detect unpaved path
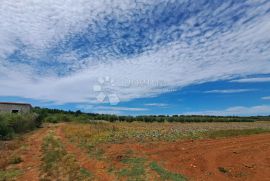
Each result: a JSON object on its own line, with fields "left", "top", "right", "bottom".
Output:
{"left": 105, "top": 133, "right": 270, "bottom": 181}
{"left": 55, "top": 124, "right": 116, "bottom": 181}
{"left": 15, "top": 125, "right": 51, "bottom": 181}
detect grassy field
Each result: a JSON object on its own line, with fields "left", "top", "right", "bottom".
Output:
{"left": 63, "top": 121, "right": 270, "bottom": 144}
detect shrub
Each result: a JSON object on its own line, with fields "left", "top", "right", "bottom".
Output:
{"left": 0, "top": 116, "right": 14, "bottom": 140}
{"left": 44, "top": 114, "right": 73, "bottom": 123}
{"left": 8, "top": 114, "right": 37, "bottom": 133}
{"left": 0, "top": 113, "right": 40, "bottom": 140}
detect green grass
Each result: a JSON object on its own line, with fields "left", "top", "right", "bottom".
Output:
{"left": 205, "top": 128, "right": 270, "bottom": 139}
{"left": 150, "top": 162, "right": 187, "bottom": 181}
{"left": 118, "top": 157, "right": 146, "bottom": 180}
{"left": 0, "top": 169, "right": 22, "bottom": 181}
{"left": 8, "top": 155, "right": 23, "bottom": 164}
{"left": 87, "top": 147, "right": 105, "bottom": 160}
{"left": 41, "top": 133, "right": 66, "bottom": 172}
{"left": 79, "top": 168, "right": 93, "bottom": 177}
{"left": 41, "top": 132, "right": 92, "bottom": 181}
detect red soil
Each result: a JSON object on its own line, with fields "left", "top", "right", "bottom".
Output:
{"left": 104, "top": 133, "right": 270, "bottom": 181}
{"left": 15, "top": 126, "right": 50, "bottom": 181}
{"left": 4, "top": 124, "right": 270, "bottom": 181}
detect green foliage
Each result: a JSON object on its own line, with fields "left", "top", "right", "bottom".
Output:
{"left": 206, "top": 128, "right": 270, "bottom": 139}
{"left": 0, "top": 117, "right": 14, "bottom": 140}
{"left": 9, "top": 155, "right": 23, "bottom": 164}
{"left": 41, "top": 133, "right": 66, "bottom": 172}
{"left": 44, "top": 114, "right": 72, "bottom": 123}
{"left": 0, "top": 113, "right": 39, "bottom": 140}
{"left": 41, "top": 132, "right": 92, "bottom": 181}
{"left": 32, "top": 106, "right": 270, "bottom": 124}
{"left": 150, "top": 162, "right": 187, "bottom": 181}
{"left": 0, "top": 169, "right": 22, "bottom": 181}
{"left": 118, "top": 157, "right": 146, "bottom": 180}
{"left": 79, "top": 168, "right": 92, "bottom": 178}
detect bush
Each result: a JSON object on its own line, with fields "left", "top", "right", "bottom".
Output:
{"left": 0, "top": 113, "right": 40, "bottom": 140}
{"left": 0, "top": 116, "right": 14, "bottom": 140}
{"left": 45, "top": 115, "right": 59, "bottom": 123}
{"left": 44, "top": 114, "right": 72, "bottom": 123}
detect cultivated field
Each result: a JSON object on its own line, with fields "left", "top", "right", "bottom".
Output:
{"left": 1, "top": 121, "right": 270, "bottom": 181}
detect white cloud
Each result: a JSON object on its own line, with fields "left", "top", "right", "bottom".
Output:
{"left": 0, "top": 1, "right": 270, "bottom": 105}
{"left": 0, "top": 0, "right": 138, "bottom": 54}
{"left": 145, "top": 103, "right": 168, "bottom": 107}
{"left": 262, "top": 96, "right": 270, "bottom": 100}
{"left": 76, "top": 104, "right": 147, "bottom": 115}
{"left": 204, "top": 89, "right": 255, "bottom": 94}
{"left": 96, "top": 106, "right": 148, "bottom": 112}
{"left": 185, "top": 105, "right": 270, "bottom": 116}
{"left": 231, "top": 77, "right": 270, "bottom": 83}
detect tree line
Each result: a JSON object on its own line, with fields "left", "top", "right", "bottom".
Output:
{"left": 33, "top": 107, "right": 270, "bottom": 123}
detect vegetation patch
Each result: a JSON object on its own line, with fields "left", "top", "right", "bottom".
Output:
{"left": 150, "top": 162, "right": 187, "bottom": 181}
{"left": 0, "top": 113, "right": 40, "bottom": 140}
{"left": 40, "top": 132, "right": 92, "bottom": 181}
{"left": 117, "top": 157, "right": 146, "bottom": 180}
{"left": 8, "top": 155, "right": 23, "bottom": 164}
{"left": 63, "top": 123, "right": 270, "bottom": 147}
{"left": 0, "top": 169, "right": 22, "bottom": 181}
{"left": 218, "top": 167, "right": 230, "bottom": 174}
{"left": 206, "top": 128, "right": 270, "bottom": 139}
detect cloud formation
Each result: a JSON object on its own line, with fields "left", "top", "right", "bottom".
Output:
{"left": 144, "top": 103, "right": 168, "bottom": 107}
{"left": 231, "top": 77, "right": 270, "bottom": 83}
{"left": 262, "top": 96, "right": 270, "bottom": 100}
{"left": 76, "top": 104, "right": 147, "bottom": 115}
{"left": 0, "top": 0, "right": 270, "bottom": 105}
{"left": 204, "top": 89, "right": 255, "bottom": 94}
{"left": 185, "top": 105, "right": 270, "bottom": 116}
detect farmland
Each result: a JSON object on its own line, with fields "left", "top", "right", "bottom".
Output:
{"left": 1, "top": 121, "right": 270, "bottom": 181}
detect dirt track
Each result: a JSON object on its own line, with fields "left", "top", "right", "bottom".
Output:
{"left": 106, "top": 133, "right": 270, "bottom": 181}
{"left": 15, "top": 126, "right": 50, "bottom": 181}
{"left": 55, "top": 125, "right": 116, "bottom": 181}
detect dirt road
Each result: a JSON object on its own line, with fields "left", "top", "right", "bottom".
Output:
{"left": 55, "top": 125, "right": 116, "bottom": 181}
{"left": 15, "top": 125, "right": 50, "bottom": 181}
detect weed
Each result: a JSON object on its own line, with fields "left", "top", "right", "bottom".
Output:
{"left": 79, "top": 168, "right": 92, "bottom": 177}
{"left": 88, "top": 147, "right": 105, "bottom": 160}
{"left": 9, "top": 155, "right": 23, "bottom": 164}
{"left": 218, "top": 167, "right": 230, "bottom": 174}
{"left": 118, "top": 157, "right": 146, "bottom": 180}
{"left": 206, "top": 128, "right": 270, "bottom": 139}
{"left": 40, "top": 132, "right": 92, "bottom": 181}
{"left": 0, "top": 169, "right": 22, "bottom": 181}
{"left": 150, "top": 162, "right": 187, "bottom": 181}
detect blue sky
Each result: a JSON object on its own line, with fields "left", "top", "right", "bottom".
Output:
{"left": 0, "top": 0, "right": 270, "bottom": 116}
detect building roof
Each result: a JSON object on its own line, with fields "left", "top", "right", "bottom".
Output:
{"left": 0, "top": 102, "right": 32, "bottom": 107}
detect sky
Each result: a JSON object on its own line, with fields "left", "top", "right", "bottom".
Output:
{"left": 0, "top": 0, "right": 270, "bottom": 116}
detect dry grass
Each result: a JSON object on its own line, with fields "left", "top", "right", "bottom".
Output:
{"left": 0, "top": 137, "right": 25, "bottom": 180}
{"left": 63, "top": 121, "right": 270, "bottom": 146}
